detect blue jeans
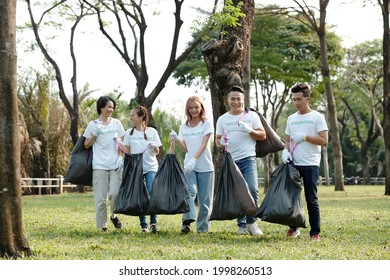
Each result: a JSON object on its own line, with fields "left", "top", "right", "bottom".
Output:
{"left": 139, "top": 171, "right": 157, "bottom": 229}
{"left": 291, "top": 165, "right": 320, "bottom": 236}
{"left": 183, "top": 170, "right": 214, "bottom": 232}
{"left": 235, "top": 156, "right": 258, "bottom": 227}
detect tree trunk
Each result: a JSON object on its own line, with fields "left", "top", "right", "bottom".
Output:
{"left": 243, "top": 45, "right": 251, "bottom": 108}
{"left": 322, "top": 146, "right": 330, "bottom": 186}
{"left": 361, "top": 146, "right": 371, "bottom": 185}
{"left": 0, "top": 0, "right": 31, "bottom": 258}
{"left": 317, "top": 0, "right": 345, "bottom": 191}
{"left": 380, "top": 0, "right": 390, "bottom": 195}
{"left": 202, "top": 0, "right": 255, "bottom": 182}
{"left": 293, "top": 0, "right": 345, "bottom": 190}
{"left": 263, "top": 155, "right": 272, "bottom": 193}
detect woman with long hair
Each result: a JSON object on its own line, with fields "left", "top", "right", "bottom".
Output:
{"left": 123, "top": 106, "right": 162, "bottom": 233}
{"left": 171, "top": 96, "right": 214, "bottom": 233}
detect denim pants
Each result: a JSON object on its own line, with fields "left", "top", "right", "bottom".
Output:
{"left": 139, "top": 171, "right": 157, "bottom": 229}
{"left": 92, "top": 168, "right": 122, "bottom": 228}
{"left": 235, "top": 156, "right": 258, "bottom": 227}
{"left": 292, "top": 165, "right": 320, "bottom": 236}
{"left": 183, "top": 170, "right": 214, "bottom": 232}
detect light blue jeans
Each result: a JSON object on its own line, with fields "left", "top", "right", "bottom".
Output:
{"left": 183, "top": 170, "right": 214, "bottom": 232}
{"left": 139, "top": 171, "right": 157, "bottom": 229}
{"left": 235, "top": 156, "right": 258, "bottom": 228}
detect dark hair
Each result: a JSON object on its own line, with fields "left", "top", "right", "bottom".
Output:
{"left": 227, "top": 85, "right": 244, "bottom": 94}
{"left": 130, "top": 106, "right": 148, "bottom": 140}
{"left": 291, "top": 83, "right": 311, "bottom": 97}
{"left": 97, "top": 96, "right": 116, "bottom": 115}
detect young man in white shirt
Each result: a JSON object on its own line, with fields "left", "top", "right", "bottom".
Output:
{"left": 282, "top": 83, "right": 328, "bottom": 241}
{"left": 215, "top": 86, "right": 266, "bottom": 235}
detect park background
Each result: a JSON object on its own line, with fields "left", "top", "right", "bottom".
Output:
{"left": 3, "top": 0, "right": 389, "bottom": 272}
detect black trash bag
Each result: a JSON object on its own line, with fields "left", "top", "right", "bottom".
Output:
{"left": 64, "top": 136, "right": 93, "bottom": 186}
{"left": 115, "top": 153, "right": 150, "bottom": 216}
{"left": 246, "top": 108, "right": 285, "bottom": 157}
{"left": 257, "top": 163, "right": 306, "bottom": 228}
{"left": 209, "top": 152, "right": 258, "bottom": 221}
{"left": 147, "top": 154, "right": 190, "bottom": 215}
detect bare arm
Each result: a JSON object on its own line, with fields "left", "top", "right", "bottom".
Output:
{"left": 84, "top": 135, "right": 97, "bottom": 149}
{"left": 284, "top": 135, "right": 291, "bottom": 151}
{"left": 215, "top": 134, "right": 223, "bottom": 148}
{"left": 123, "top": 144, "right": 130, "bottom": 154}
{"left": 174, "top": 139, "right": 188, "bottom": 153}
{"left": 150, "top": 147, "right": 160, "bottom": 156}
{"left": 250, "top": 127, "right": 267, "bottom": 141}
{"left": 192, "top": 133, "right": 211, "bottom": 160}
{"left": 307, "top": 130, "right": 328, "bottom": 146}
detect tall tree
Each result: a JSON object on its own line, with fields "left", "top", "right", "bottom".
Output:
{"left": 292, "top": 0, "right": 345, "bottom": 191}
{"left": 251, "top": 5, "right": 322, "bottom": 191}
{"left": 0, "top": 0, "right": 31, "bottom": 258}
{"left": 25, "top": 0, "right": 94, "bottom": 145}
{"left": 378, "top": 0, "right": 390, "bottom": 195}
{"left": 83, "top": 0, "right": 216, "bottom": 128}
{"left": 341, "top": 39, "right": 384, "bottom": 184}
{"left": 202, "top": 0, "right": 255, "bottom": 180}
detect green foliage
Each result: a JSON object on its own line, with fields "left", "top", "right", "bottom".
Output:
{"left": 174, "top": 5, "right": 345, "bottom": 107}
{"left": 174, "top": 0, "right": 247, "bottom": 88}
{"left": 21, "top": 186, "right": 390, "bottom": 259}
{"left": 18, "top": 69, "right": 71, "bottom": 178}
{"left": 173, "top": 53, "right": 210, "bottom": 88}
{"left": 153, "top": 108, "right": 186, "bottom": 163}
{"left": 251, "top": 15, "right": 318, "bottom": 78}
{"left": 214, "top": 0, "right": 246, "bottom": 29}
{"left": 191, "top": 0, "right": 246, "bottom": 40}
{"left": 251, "top": 6, "right": 343, "bottom": 103}
{"left": 332, "top": 39, "right": 384, "bottom": 176}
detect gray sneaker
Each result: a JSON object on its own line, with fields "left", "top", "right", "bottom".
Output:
{"left": 237, "top": 226, "right": 248, "bottom": 235}
{"left": 246, "top": 222, "right": 263, "bottom": 236}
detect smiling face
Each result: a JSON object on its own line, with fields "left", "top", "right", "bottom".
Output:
{"left": 100, "top": 100, "right": 115, "bottom": 118}
{"left": 187, "top": 100, "right": 202, "bottom": 119}
{"left": 227, "top": 90, "right": 244, "bottom": 115}
{"left": 130, "top": 109, "right": 142, "bottom": 127}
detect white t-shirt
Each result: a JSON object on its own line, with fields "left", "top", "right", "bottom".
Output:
{"left": 83, "top": 118, "right": 125, "bottom": 170}
{"left": 179, "top": 119, "right": 214, "bottom": 172}
{"left": 285, "top": 110, "right": 328, "bottom": 166}
{"left": 216, "top": 110, "right": 262, "bottom": 161}
{"left": 123, "top": 127, "right": 162, "bottom": 173}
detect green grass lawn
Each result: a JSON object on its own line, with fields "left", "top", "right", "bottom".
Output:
{"left": 21, "top": 185, "right": 390, "bottom": 260}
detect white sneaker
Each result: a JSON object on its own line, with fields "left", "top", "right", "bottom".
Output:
{"left": 246, "top": 222, "right": 263, "bottom": 236}
{"left": 237, "top": 227, "right": 248, "bottom": 235}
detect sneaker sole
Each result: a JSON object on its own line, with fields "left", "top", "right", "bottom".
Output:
{"left": 287, "top": 233, "right": 300, "bottom": 238}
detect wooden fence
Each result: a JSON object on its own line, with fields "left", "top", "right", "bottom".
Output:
{"left": 21, "top": 175, "right": 78, "bottom": 195}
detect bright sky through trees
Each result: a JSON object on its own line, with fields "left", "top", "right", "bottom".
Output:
{"left": 16, "top": 0, "right": 382, "bottom": 119}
